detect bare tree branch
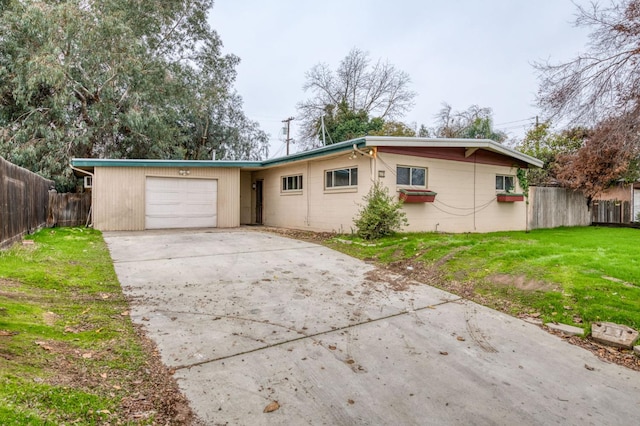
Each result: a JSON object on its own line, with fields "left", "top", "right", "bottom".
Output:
{"left": 297, "top": 47, "right": 416, "bottom": 148}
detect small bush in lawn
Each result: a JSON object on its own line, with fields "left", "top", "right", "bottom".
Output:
{"left": 354, "top": 181, "right": 407, "bottom": 240}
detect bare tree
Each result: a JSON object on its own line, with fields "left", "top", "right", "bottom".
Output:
{"left": 535, "top": 0, "right": 640, "bottom": 198}
{"left": 297, "top": 48, "right": 416, "bottom": 148}
{"left": 536, "top": 1, "right": 640, "bottom": 124}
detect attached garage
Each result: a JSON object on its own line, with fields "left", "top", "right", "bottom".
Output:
{"left": 145, "top": 177, "right": 217, "bottom": 229}
{"left": 69, "top": 159, "right": 251, "bottom": 231}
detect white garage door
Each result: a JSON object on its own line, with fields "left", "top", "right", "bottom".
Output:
{"left": 145, "top": 177, "right": 217, "bottom": 229}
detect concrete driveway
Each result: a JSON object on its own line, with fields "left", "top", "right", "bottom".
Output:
{"left": 104, "top": 229, "right": 639, "bottom": 425}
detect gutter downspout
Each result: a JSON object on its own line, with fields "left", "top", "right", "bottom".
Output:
{"left": 70, "top": 165, "right": 94, "bottom": 227}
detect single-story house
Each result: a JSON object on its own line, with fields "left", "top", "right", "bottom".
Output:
{"left": 71, "top": 136, "right": 543, "bottom": 234}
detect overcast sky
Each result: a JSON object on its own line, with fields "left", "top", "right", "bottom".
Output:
{"left": 208, "top": 0, "right": 593, "bottom": 158}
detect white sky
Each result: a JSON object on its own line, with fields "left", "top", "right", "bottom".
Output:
{"left": 208, "top": 0, "right": 592, "bottom": 158}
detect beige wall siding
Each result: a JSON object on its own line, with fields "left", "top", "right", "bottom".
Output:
{"left": 253, "top": 154, "right": 374, "bottom": 232}
{"left": 93, "top": 167, "right": 240, "bottom": 231}
{"left": 376, "top": 152, "right": 527, "bottom": 233}
{"left": 239, "top": 171, "right": 252, "bottom": 224}
{"left": 596, "top": 183, "right": 632, "bottom": 202}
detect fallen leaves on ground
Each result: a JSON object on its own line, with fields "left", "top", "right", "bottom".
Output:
{"left": 263, "top": 401, "right": 280, "bottom": 413}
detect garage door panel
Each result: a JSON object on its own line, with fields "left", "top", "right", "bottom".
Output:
{"left": 145, "top": 177, "right": 217, "bottom": 229}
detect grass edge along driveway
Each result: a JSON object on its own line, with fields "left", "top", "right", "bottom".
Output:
{"left": 0, "top": 228, "right": 194, "bottom": 425}
{"left": 326, "top": 226, "right": 640, "bottom": 333}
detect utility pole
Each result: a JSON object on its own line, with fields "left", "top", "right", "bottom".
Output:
{"left": 282, "top": 117, "right": 295, "bottom": 155}
{"left": 321, "top": 115, "right": 327, "bottom": 146}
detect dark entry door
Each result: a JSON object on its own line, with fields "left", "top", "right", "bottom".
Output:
{"left": 255, "top": 180, "right": 263, "bottom": 225}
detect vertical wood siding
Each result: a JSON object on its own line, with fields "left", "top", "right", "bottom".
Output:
{"left": 93, "top": 167, "right": 239, "bottom": 231}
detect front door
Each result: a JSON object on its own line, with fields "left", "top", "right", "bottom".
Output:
{"left": 255, "top": 180, "right": 263, "bottom": 225}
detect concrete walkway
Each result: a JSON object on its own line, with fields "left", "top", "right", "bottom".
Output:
{"left": 104, "top": 229, "right": 639, "bottom": 425}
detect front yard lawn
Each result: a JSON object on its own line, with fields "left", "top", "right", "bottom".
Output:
{"left": 328, "top": 226, "right": 640, "bottom": 332}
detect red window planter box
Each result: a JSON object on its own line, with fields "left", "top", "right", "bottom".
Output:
{"left": 497, "top": 193, "right": 524, "bottom": 202}
{"left": 398, "top": 189, "right": 437, "bottom": 203}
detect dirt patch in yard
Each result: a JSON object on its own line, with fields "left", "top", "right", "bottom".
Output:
{"left": 489, "top": 274, "right": 557, "bottom": 292}
{"left": 257, "top": 226, "right": 336, "bottom": 243}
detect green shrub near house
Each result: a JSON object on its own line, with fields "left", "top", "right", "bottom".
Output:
{"left": 354, "top": 181, "right": 407, "bottom": 240}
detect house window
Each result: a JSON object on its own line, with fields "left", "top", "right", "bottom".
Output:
{"left": 496, "top": 175, "right": 515, "bottom": 192}
{"left": 397, "top": 166, "right": 427, "bottom": 187}
{"left": 282, "top": 174, "right": 303, "bottom": 192}
{"left": 325, "top": 167, "right": 358, "bottom": 188}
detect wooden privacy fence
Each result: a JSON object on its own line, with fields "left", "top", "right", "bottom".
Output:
{"left": 0, "top": 156, "right": 54, "bottom": 248}
{"left": 591, "top": 200, "right": 631, "bottom": 224}
{"left": 47, "top": 192, "right": 92, "bottom": 227}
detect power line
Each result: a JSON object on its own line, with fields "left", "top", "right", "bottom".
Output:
{"left": 494, "top": 117, "right": 537, "bottom": 127}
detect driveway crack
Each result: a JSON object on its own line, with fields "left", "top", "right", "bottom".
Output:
{"left": 168, "top": 296, "right": 462, "bottom": 371}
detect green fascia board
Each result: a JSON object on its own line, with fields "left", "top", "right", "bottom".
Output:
{"left": 71, "top": 138, "right": 367, "bottom": 170}
{"left": 71, "top": 158, "right": 262, "bottom": 168}
{"left": 262, "top": 137, "right": 367, "bottom": 167}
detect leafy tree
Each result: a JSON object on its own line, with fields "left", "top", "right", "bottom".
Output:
{"left": 535, "top": 0, "right": 640, "bottom": 198}
{"left": 432, "top": 104, "right": 506, "bottom": 142}
{"left": 318, "top": 101, "right": 384, "bottom": 144}
{"left": 297, "top": 48, "right": 416, "bottom": 148}
{"left": 369, "top": 121, "right": 416, "bottom": 137}
{"left": 516, "top": 123, "right": 585, "bottom": 186}
{"left": 354, "top": 181, "right": 407, "bottom": 240}
{"left": 0, "top": 0, "right": 268, "bottom": 190}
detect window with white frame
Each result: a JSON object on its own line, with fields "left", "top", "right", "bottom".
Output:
{"left": 282, "top": 174, "right": 303, "bottom": 192}
{"left": 396, "top": 166, "right": 427, "bottom": 187}
{"left": 325, "top": 167, "right": 358, "bottom": 189}
{"left": 495, "top": 175, "right": 515, "bottom": 192}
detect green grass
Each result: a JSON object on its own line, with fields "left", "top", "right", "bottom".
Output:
{"left": 0, "top": 228, "right": 155, "bottom": 425}
{"left": 328, "top": 227, "right": 640, "bottom": 331}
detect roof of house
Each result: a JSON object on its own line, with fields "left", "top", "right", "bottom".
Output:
{"left": 71, "top": 136, "right": 543, "bottom": 173}
{"left": 363, "top": 136, "right": 543, "bottom": 168}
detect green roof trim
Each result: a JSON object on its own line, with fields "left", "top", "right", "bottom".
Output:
{"left": 261, "top": 137, "right": 366, "bottom": 167}
{"left": 71, "top": 138, "right": 368, "bottom": 170}
{"left": 71, "top": 158, "right": 262, "bottom": 168}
